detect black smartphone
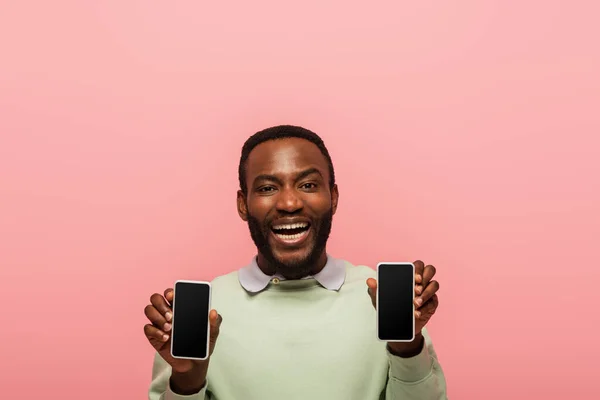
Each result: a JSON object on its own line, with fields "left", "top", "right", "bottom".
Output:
{"left": 377, "top": 262, "right": 415, "bottom": 342}
{"left": 170, "top": 280, "right": 211, "bottom": 360}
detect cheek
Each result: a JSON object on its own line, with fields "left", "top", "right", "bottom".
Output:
{"left": 306, "top": 196, "right": 333, "bottom": 214}
{"left": 248, "top": 198, "right": 275, "bottom": 220}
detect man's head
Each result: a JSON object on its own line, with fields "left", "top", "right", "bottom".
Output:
{"left": 237, "top": 125, "right": 339, "bottom": 279}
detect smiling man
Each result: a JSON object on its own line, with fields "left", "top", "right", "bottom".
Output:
{"left": 241, "top": 136, "right": 336, "bottom": 281}
{"left": 145, "top": 125, "right": 447, "bottom": 400}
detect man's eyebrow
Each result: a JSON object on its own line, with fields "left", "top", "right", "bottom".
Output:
{"left": 252, "top": 168, "right": 324, "bottom": 186}
{"left": 252, "top": 174, "right": 283, "bottom": 186}
{"left": 296, "top": 167, "right": 323, "bottom": 181}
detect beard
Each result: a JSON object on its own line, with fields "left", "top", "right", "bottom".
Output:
{"left": 246, "top": 208, "right": 333, "bottom": 280}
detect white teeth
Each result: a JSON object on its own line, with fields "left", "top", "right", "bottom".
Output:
{"left": 275, "top": 231, "right": 308, "bottom": 241}
{"left": 272, "top": 222, "right": 309, "bottom": 230}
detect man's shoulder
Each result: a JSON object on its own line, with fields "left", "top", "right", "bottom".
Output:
{"left": 338, "top": 258, "right": 377, "bottom": 280}
{"left": 210, "top": 269, "right": 241, "bottom": 289}
{"left": 208, "top": 269, "right": 248, "bottom": 306}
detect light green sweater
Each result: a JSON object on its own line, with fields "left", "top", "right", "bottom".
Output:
{"left": 149, "top": 261, "right": 447, "bottom": 399}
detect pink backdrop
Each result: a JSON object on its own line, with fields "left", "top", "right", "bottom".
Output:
{"left": 1, "top": 1, "right": 599, "bottom": 399}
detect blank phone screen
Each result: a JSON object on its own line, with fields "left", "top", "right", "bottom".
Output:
{"left": 377, "top": 263, "right": 414, "bottom": 341}
{"left": 171, "top": 282, "right": 210, "bottom": 359}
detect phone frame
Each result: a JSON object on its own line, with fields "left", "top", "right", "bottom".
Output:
{"left": 170, "top": 279, "right": 212, "bottom": 361}
{"left": 376, "top": 262, "right": 415, "bottom": 342}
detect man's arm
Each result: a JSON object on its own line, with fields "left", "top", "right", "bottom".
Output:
{"left": 384, "top": 328, "right": 447, "bottom": 400}
{"left": 148, "top": 352, "right": 210, "bottom": 400}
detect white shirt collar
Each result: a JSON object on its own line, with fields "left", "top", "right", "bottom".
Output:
{"left": 238, "top": 254, "right": 346, "bottom": 293}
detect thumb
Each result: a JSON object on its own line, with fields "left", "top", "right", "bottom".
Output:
{"left": 208, "top": 310, "right": 222, "bottom": 351}
{"left": 366, "top": 278, "right": 377, "bottom": 309}
{"left": 209, "top": 309, "right": 222, "bottom": 333}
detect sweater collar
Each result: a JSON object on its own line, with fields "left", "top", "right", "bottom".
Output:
{"left": 238, "top": 254, "right": 346, "bottom": 293}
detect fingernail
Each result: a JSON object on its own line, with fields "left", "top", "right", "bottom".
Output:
{"left": 416, "top": 286, "right": 422, "bottom": 294}
{"left": 415, "top": 298, "right": 423, "bottom": 306}
{"left": 416, "top": 311, "right": 421, "bottom": 318}
{"left": 162, "top": 334, "right": 169, "bottom": 341}
{"left": 163, "top": 323, "right": 171, "bottom": 332}
{"left": 165, "top": 312, "right": 172, "bottom": 322}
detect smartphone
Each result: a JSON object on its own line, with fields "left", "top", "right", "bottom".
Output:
{"left": 376, "top": 262, "right": 415, "bottom": 342}
{"left": 170, "top": 280, "right": 211, "bottom": 360}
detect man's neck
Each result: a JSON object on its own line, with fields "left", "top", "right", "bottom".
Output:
{"left": 256, "top": 251, "right": 328, "bottom": 280}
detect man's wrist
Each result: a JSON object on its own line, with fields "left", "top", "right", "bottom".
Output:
{"left": 170, "top": 363, "right": 209, "bottom": 395}
{"left": 387, "top": 332, "right": 424, "bottom": 358}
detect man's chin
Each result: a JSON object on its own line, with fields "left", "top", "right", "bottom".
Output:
{"left": 272, "top": 252, "right": 311, "bottom": 269}
{"left": 268, "top": 236, "right": 312, "bottom": 261}
{"left": 270, "top": 250, "right": 315, "bottom": 278}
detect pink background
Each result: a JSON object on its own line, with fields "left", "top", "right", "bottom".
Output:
{"left": 1, "top": 1, "right": 599, "bottom": 398}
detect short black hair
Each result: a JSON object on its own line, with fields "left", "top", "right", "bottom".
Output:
{"left": 238, "top": 125, "right": 336, "bottom": 194}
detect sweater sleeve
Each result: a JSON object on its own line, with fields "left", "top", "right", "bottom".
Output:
{"left": 148, "top": 353, "right": 209, "bottom": 400}
{"left": 384, "top": 327, "right": 447, "bottom": 400}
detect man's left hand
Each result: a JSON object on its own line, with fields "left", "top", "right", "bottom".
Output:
{"left": 367, "top": 260, "right": 440, "bottom": 356}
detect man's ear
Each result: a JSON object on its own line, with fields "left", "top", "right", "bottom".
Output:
{"left": 237, "top": 190, "right": 248, "bottom": 221}
{"left": 331, "top": 184, "right": 339, "bottom": 215}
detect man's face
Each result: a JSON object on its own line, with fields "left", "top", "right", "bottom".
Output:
{"left": 237, "top": 138, "right": 338, "bottom": 279}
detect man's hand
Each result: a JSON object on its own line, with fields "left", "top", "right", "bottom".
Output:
{"left": 367, "top": 260, "right": 440, "bottom": 356}
{"left": 144, "top": 288, "right": 223, "bottom": 394}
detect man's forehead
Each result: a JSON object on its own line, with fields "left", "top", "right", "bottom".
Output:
{"left": 246, "top": 138, "right": 328, "bottom": 175}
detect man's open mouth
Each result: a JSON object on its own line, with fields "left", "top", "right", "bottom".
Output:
{"left": 271, "top": 222, "right": 311, "bottom": 243}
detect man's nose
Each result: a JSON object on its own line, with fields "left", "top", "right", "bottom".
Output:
{"left": 276, "top": 187, "right": 303, "bottom": 213}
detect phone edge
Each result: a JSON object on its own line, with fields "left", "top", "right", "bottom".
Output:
{"left": 170, "top": 280, "right": 212, "bottom": 361}
{"left": 376, "top": 262, "right": 415, "bottom": 343}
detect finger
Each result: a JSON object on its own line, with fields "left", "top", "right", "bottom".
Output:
{"left": 144, "top": 304, "right": 171, "bottom": 332}
{"left": 366, "top": 278, "right": 377, "bottom": 308}
{"left": 209, "top": 309, "right": 223, "bottom": 341}
{"left": 144, "top": 323, "right": 170, "bottom": 342}
{"left": 209, "top": 309, "right": 220, "bottom": 326}
{"left": 164, "top": 288, "right": 174, "bottom": 305}
{"left": 415, "top": 280, "right": 439, "bottom": 308}
{"left": 422, "top": 264, "right": 437, "bottom": 288}
{"left": 151, "top": 293, "right": 173, "bottom": 322}
{"left": 415, "top": 284, "right": 423, "bottom": 295}
{"left": 414, "top": 260, "right": 425, "bottom": 284}
{"left": 415, "top": 294, "right": 439, "bottom": 318}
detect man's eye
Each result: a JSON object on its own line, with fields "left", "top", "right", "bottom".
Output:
{"left": 301, "top": 183, "right": 317, "bottom": 189}
{"left": 258, "top": 186, "right": 275, "bottom": 192}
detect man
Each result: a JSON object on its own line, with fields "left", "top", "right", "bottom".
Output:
{"left": 145, "top": 125, "right": 447, "bottom": 399}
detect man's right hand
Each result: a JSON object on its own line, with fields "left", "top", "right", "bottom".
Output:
{"left": 144, "top": 288, "right": 222, "bottom": 393}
